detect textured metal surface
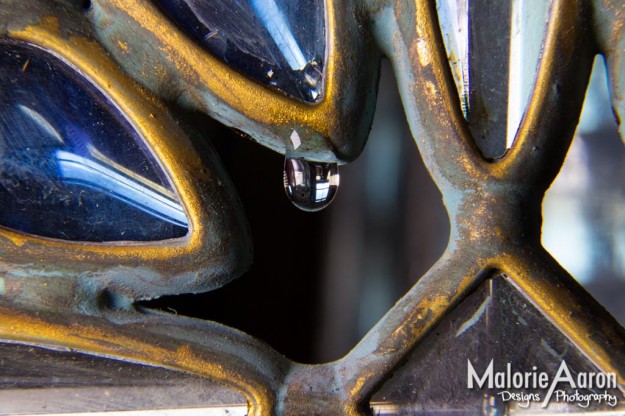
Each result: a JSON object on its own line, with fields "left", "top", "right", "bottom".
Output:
{"left": 88, "top": 0, "right": 380, "bottom": 163}
{"left": 0, "top": 301, "right": 286, "bottom": 416}
{"left": 0, "top": 0, "right": 252, "bottom": 300}
{"left": 372, "top": 275, "right": 625, "bottom": 413}
{"left": 1, "top": 0, "right": 625, "bottom": 415}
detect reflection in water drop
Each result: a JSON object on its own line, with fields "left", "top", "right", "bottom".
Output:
{"left": 283, "top": 158, "right": 339, "bottom": 211}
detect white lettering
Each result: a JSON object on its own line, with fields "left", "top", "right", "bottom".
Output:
{"left": 467, "top": 359, "right": 493, "bottom": 388}
{"left": 543, "top": 361, "right": 576, "bottom": 407}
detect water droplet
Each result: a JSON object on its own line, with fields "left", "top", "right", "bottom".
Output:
{"left": 283, "top": 157, "right": 339, "bottom": 212}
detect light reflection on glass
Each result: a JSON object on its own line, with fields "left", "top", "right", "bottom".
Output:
{"left": 506, "top": 0, "right": 551, "bottom": 148}
{"left": 152, "top": 0, "right": 325, "bottom": 102}
{"left": 55, "top": 149, "right": 188, "bottom": 228}
{"left": 250, "top": 0, "right": 307, "bottom": 71}
{"left": 0, "top": 42, "right": 189, "bottom": 242}
{"left": 436, "top": 0, "right": 469, "bottom": 116}
{"left": 0, "top": 343, "right": 247, "bottom": 414}
{"left": 436, "top": 0, "right": 551, "bottom": 156}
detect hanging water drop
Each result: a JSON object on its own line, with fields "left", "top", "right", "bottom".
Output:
{"left": 283, "top": 157, "right": 339, "bottom": 211}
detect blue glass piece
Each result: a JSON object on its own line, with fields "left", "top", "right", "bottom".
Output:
{"left": 153, "top": 0, "right": 326, "bottom": 103}
{"left": 0, "top": 42, "right": 189, "bottom": 242}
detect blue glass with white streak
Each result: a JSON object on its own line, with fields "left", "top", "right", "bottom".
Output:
{"left": 152, "top": 0, "right": 326, "bottom": 103}
{"left": 0, "top": 42, "right": 189, "bottom": 242}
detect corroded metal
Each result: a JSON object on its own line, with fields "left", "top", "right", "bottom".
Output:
{"left": 1, "top": 0, "right": 625, "bottom": 415}
{"left": 88, "top": 0, "right": 381, "bottom": 163}
{"left": 0, "top": 0, "right": 252, "bottom": 300}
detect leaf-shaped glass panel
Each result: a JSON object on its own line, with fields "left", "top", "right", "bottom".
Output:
{"left": 0, "top": 42, "right": 189, "bottom": 242}
{"left": 436, "top": 0, "right": 551, "bottom": 158}
{"left": 153, "top": 0, "right": 326, "bottom": 103}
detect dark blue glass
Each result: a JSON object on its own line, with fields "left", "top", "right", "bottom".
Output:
{"left": 0, "top": 42, "right": 189, "bottom": 242}
{"left": 153, "top": 0, "right": 326, "bottom": 103}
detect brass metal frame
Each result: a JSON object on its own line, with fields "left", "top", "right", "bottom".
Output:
{"left": 1, "top": 0, "right": 625, "bottom": 415}
{"left": 0, "top": 1, "right": 251, "bottom": 299}
{"left": 88, "top": 0, "right": 381, "bottom": 163}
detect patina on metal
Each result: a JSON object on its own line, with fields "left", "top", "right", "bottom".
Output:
{"left": 0, "top": 0, "right": 252, "bottom": 302}
{"left": 1, "top": 0, "right": 625, "bottom": 415}
{"left": 89, "top": 0, "right": 381, "bottom": 163}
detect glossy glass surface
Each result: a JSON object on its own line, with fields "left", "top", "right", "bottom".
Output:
{"left": 0, "top": 42, "right": 188, "bottom": 242}
{"left": 371, "top": 275, "right": 624, "bottom": 414}
{"left": 153, "top": 0, "right": 326, "bottom": 103}
{"left": 436, "top": 0, "right": 551, "bottom": 158}
{"left": 0, "top": 342, "right": 246, "bottom": 414}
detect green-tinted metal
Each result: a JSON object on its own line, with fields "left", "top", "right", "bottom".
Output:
{"left": 1, "top": 0, "right": 625, "bottom": 415}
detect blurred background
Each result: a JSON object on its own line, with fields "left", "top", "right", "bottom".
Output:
{"left": 144, "top": 56, "right": 625, "bottom": 364}
{"left": 542, "top": 56, "right": 625, "bottom": 331}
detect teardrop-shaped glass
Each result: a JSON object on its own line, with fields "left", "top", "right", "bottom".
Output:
{"left": 0, "top": 42, "right": 189, "bottom": 242}
{"left": 436, "top": 0, "right": 470, "bottom": 116}
{"left": 436, "top": 0, "right": 551, "bottom": 158}
{"left": 152, "top": 0, "right": 326, "bottom": 103}
{"left": 283, "top": 158, "right": 338, "bottom": 211}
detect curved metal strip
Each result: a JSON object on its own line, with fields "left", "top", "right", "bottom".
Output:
{"left": 498, "top": 0, "right": 596, "bottom": 187}
{"left": 0, "top": 0, "right": 252, "bottom": 298}
{"left": 0, "top": 303, "right": 291, "bottom": 416}
{"left": 88, "top": 0, "right": 381, "bottom": 163}
{"left": 278, "top": 249, "right": 490, "bottom": 414}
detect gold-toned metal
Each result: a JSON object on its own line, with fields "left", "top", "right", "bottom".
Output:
{"left": 88, "top": 0, "right": 381, "bottom": 163}
{"left": 0, "top": 2, "right": 251, "bottom": 299}
{"left": 2, "top": 0, "right": 625, "bottom": 415}
{"left": 0, "top": 302, "right": 284, "bottom": 416}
